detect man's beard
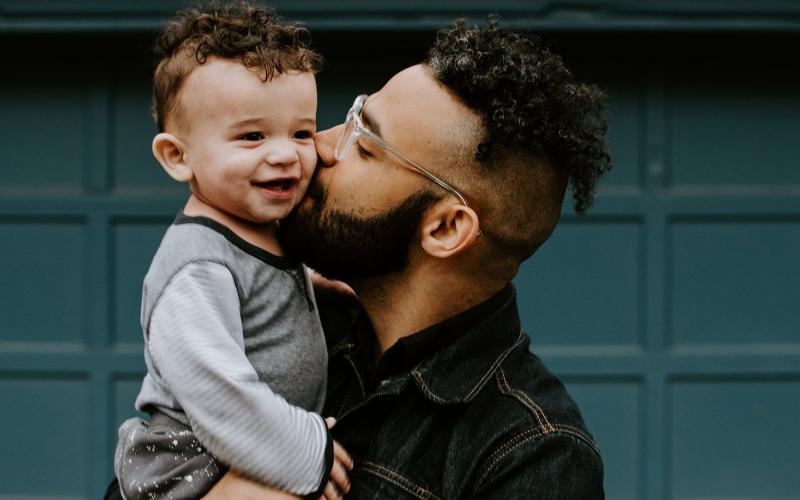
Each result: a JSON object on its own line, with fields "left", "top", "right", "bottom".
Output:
{"left": 278, "top": 180, "right": 439, "bottom": 282}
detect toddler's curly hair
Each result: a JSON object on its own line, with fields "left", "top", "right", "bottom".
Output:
{"left": 152, "top": 1, "right": 322, "bottom": 131}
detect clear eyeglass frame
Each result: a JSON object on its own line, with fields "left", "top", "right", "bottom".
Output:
{"left": 334, "top": 94, "right": 472, "bottom": 208}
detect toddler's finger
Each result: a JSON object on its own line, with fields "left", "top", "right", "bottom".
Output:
{"left": 334, "top": 441, "right": 353, "bottom": 470}
{"left": 330, "top": 459, "right": 350, "bottom": 494}
{"left": 323, "top": 481, "right": 341, "bottom": 500}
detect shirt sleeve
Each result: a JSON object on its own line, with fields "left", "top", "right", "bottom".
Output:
{"left": 146, "top": 261, "right": 329, "bottom": 495}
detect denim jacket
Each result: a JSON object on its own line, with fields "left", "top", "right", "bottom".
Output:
{"left": 322, "top": 286, "right": 604, "bottom": 499}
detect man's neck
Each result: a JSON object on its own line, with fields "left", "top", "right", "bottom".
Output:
{"left": 354, "top": 266, "right": 507, "bottom": 356}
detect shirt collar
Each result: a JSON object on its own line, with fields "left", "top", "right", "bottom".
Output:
{"left": 331, "top": 284, "right": 524, "bottom": 403}
{"left": 377, "top": 284, "right": 515, "bottom": 378}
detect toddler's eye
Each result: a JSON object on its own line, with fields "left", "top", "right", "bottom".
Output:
{"left": 293, "top": 130, "right": 314, "bottom": 140}
{"left": 239, "top": 132, "right": 264, "bottom": 141}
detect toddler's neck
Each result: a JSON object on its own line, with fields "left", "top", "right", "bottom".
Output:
{"left": 183, "top": 195, "right": 283, "bottom": 256}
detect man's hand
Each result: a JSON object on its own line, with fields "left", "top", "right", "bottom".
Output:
{"left": 322, "top": 417, "right": 354, "bottom": 500}
{"left": 308, "top": 269, "right": 357, "bottom": 300}
{"left": 202, "top": 471, "right": 298, "bottom": 499}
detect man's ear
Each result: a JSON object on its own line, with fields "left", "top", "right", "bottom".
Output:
{"left": 152, "top": 132, "right": 193, "bottom": 182}
{"left": 420, "top": 202, "right": 480, "bottom": 258}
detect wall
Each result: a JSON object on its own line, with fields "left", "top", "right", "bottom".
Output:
{"left": 1, "top": 2, "right": 799, "bottom": 499}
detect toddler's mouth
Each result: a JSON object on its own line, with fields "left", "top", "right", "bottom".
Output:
{"left": 252, "top": 178, "right": 299, "bottom": 200}
{"left": 254, "top": 179, "right": 296, "bottom": 192}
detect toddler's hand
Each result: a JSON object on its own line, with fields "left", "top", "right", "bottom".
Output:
{"left": 320, "top": 417, "right": 353, "bottom": 500}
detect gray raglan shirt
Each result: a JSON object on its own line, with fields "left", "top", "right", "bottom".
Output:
{"left": 133, "top": 213, "right": 328, "bottom": 494}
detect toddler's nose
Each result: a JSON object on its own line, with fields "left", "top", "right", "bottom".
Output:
{"left": 264, "top": 140, "right": 299, "bottom": 167}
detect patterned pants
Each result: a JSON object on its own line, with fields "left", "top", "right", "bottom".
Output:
{"left": 114, "top": 412, "right": 225, "bottom": 499}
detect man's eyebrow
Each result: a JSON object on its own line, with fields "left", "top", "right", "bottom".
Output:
{"left": 360, "top": 106, "right": 382, "bottom": 138}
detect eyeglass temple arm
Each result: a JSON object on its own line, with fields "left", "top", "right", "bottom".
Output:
{"left": 357, "top": 127, "right": 470, "bottom": 207}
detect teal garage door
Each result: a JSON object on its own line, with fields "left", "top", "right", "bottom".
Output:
{"left": 1, "top": 3, "right": 799, "bottom": 499}
{"left": 515, "top": 34, "right": 800, "bottom": 500}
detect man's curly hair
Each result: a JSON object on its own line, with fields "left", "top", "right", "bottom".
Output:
{"left": 151, "top": 1, "right": 322, "bottom": 131}
{"left": 427, "top": 19, "right": 610, "bottom": 213}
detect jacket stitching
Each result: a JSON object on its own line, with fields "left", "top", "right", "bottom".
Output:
{"left": 496, "top": 367, "right": 555, "bottom": 433}
{"left": 495, "top": 366, "right": 599, "bottom": 454}
{"left": 412, "top": 370, "right": 448, "bottom": 403}
{"left": 475, "top": 423, "right": 602, "bottom": 488}
{"left": 360, "top": 461, "right": 443, "bottom": 500}
{"left": 475, "top": 426, "right": 547, "bottom": 487}
{"left": 552, "top": 424, "right": 601, "bottom": 456}
{"left": 464, "top": 331, "right": 524, "bottom": 401}
{"left": 413, "top": 331, "right": 525, "bottom": 403}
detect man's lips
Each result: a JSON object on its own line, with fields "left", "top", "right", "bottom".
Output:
{"left": 306, "top": 178, "right": 324, "bottom": 201}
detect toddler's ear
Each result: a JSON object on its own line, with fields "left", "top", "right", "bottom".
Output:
{"left": 152, "top": 133, "right": 193, "bottom": 182}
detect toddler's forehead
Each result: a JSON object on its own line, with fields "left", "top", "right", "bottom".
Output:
{"left": 170, "top": 62, "right": 316, "bottom": 133}
{"left": 167, "top": 58, "right": 252, "bottom": 129}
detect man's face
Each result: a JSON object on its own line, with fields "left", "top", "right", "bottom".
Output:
{"left": 176, "top": 58, "right": 318, "bottom": 223}
{"left": 279, "top": 64, "right": 477, "bottom": 281}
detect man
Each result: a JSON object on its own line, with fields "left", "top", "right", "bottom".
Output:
{"left": 106, "top": 18, "right": 610, "bottom": 500}
{"left": 209, "top": 19, "right": 611, "bottom": 499}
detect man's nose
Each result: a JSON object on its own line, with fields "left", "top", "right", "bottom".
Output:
{"left": 264, "top": 139, "right": 299, "bottom": 167}
{"left": 314, "top": 125, "right": 342, "bottom": 168}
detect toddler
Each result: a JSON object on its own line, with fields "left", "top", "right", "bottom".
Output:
{"left": 114, "top": 2, "right": 341, "bottom": 498}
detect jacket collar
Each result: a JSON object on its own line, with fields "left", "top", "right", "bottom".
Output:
{"left": 328, "top": 285, "right": 525, "bottom": 405}
{"left": 409, "top": 285, "right": 524, "bottom": 404}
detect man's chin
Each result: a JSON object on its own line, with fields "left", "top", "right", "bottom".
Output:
{"left": 280, "top": 190, "right": 440, "bottom": 283}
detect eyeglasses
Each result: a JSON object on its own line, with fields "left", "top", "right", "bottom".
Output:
{"left": 335, "top": 94, "right": 471, "bottom": 208}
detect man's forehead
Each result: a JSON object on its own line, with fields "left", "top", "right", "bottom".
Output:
{"left": 365, "top": 65, "right": 442, "bottom": 117}
{"left": 363, "top": 64, "right": 481, "bottom": 153}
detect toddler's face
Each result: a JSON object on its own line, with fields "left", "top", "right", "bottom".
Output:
{"left": 175, "top": 58, "right": 318, "bottom": 224}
